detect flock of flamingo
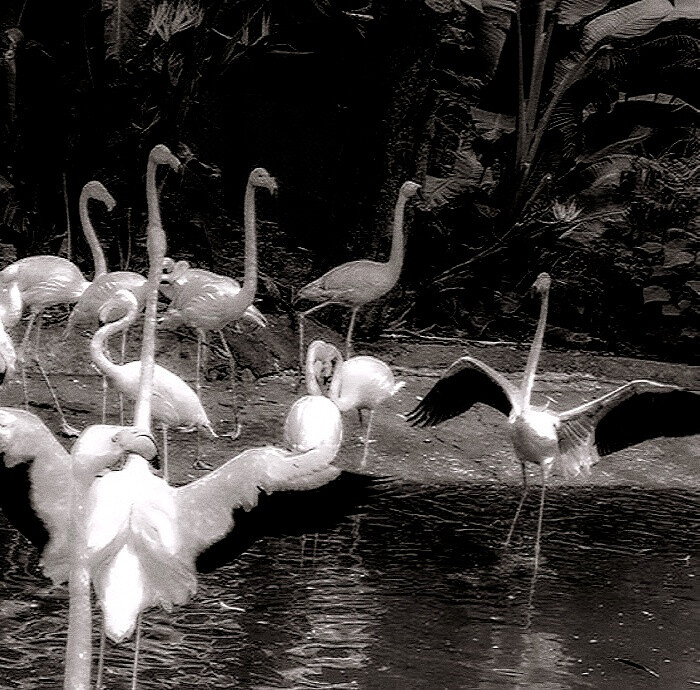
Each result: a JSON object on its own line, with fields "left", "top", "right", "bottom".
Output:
{"left": 0, "top": 144, "right": 697, "bottom": 688}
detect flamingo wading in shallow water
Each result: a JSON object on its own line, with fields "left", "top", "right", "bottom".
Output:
{"left": 407, "top": 273, "right": 700, "bottom": 585}
{"left": 295, "top": 180, "right": 421, "bottom": 364}
{"left": 70, "top": 151, "right": 342, "bottom": 681}
{"left": 159, "top": 167, "right": 277, "bottom": 436}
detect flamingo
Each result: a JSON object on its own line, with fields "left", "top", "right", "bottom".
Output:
{"left": 0, "top": 320, "right": 16, "bottom": 385}
{"left": 159, "top": 167, "right": 277, "bottom": 437}
{"left": 0, "top": 180, "right": 121, "bottom": 436}
{"left": 305, "top": 339, "right": 404, "bottom": 467}
{"left": 65, "top": 181, "right": 149, "bottom": 334}
{"left": 295, "top": 180, "right": 421, "bottom": 364}
{"left": 63, "top": 151, "right": 344, "bottom": 685}
{"left": 407, "top": 272, "right": 700, "bottom": 589}
{"left": 91, "top": 288, "right": 215, "bottom": 482}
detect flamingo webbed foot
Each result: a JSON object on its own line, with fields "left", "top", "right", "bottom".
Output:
{"left": 219, "top": 421, "right": 242, "bottom": 440}
{"left": 192, "top": 459, "right": 213, "bottom": 471}
{"left": 61, "top": 421, "right": 81, "bottom": 438}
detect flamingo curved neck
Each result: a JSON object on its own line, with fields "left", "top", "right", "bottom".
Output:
{"left": 91, "top": 310, "right": 135, "bottom": 379}
{"left": 386, "top": 192, "right": 409, "bottom": 285}
{"left": 305, "top": 344, "right": 324, "bottom": 396}
{"left": 237, "top": 181, "right": 258, "bottom": 307}
{"left": 79, "top": 190, "right": 108, "bottom": 278}
{"left": 520, "top": 286, "right": 550, "bottom": 409}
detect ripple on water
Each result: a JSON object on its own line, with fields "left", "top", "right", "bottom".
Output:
{"left": 0, "top": 481, "right": 697, "bottom": 688}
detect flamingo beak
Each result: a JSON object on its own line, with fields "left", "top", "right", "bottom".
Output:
{"left": 112, "top": 428, "right": 159, "bottom": 468}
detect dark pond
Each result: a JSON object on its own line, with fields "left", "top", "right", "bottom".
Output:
{"left": 0, "top": 474, "right": 698, "bottom": 689}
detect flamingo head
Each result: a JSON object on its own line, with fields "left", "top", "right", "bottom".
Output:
{"left": 71, "top": 424, "right": 159, "bottom": 479}
{"left": 98, "top": 288, "right": 139, "bottom": 325}
{"left": 0, "top": 408, "right": 60, "bottom": 467}
{"left": 162, "top": 259, "right": 190, "bottom": 284}
{"left": 149, "top": 144, "right": 182, "bottom": 173}
{"left": 532, "top": 272, "right": 551, "bottom": 296}
{"left": 0, "top": 263, "right": 19, "bottom": 283}
{"left": 82, "top": 180, "right": 116, "bottom": 212}
{"left": 306, "top": 340, "right": 343, "bottom": 395}
{"left": 400, "top": 181, "right": 421, "bottom": 199}
{"left": 249, "top": 167, "right": 278, "bottom": 196}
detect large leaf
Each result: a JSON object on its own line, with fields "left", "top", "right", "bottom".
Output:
{"left": 103, "top": 0, "right": 154, "bottom": 62}
{"left": 471, "top": 107, "right": 515, "bottom": 139}
{"left": 423, "top": 145, "right": 485, "bottom": 209}
{"left": 581, "top": 0, "right": 673, "bottom": 53}
{"left": 475, "top": 2, "right": 514, "bottom": 78}
{"left": 558, "top": 0, "right": 613, "bottom": 27}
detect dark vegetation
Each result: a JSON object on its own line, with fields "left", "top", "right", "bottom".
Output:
{"left": 0, "top": 0, "right": 698, "bottom": 361}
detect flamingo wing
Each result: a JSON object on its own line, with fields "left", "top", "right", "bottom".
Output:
{"left": 0, "top": 408, "right": 72, "bottom": 581}
{"left": 175, "top": 445, "right": 341, "bottom": 562}
{"left": 558, "top": 380, "right": 700, "bottom": 458}
{"left": 406, "top": 356, "right": 517, "bottom": 427}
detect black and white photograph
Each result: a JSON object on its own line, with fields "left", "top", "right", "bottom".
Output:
{"left": 0, "top": 0, "right": 698, "bottom": 687}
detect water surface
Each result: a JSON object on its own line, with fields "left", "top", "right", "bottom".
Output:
{"left": 0, "top": 477, "right": 697, "bottom": 689}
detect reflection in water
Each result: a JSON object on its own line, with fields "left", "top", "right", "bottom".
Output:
{"left": 0, "top": 480, "right": 698, "bottom": 688}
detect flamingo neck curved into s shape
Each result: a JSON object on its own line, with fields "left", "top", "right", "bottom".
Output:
{"left": 91, "top": 306, "right": 136, "bottom": 381}
{"left": 305, "top": 341, "right": 324, "bottom": 396}
{"left": 79, "top": 187, "right": 108, "bottom": 279}
{"left": 520, "top": 283, "right": 550, "bottom": 409}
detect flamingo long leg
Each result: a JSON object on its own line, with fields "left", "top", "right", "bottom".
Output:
{"left": 360, "top": 409, "right": 374, "bottom": 468}
{"left": 162, "top": 424, "right": 169, "bottom": 483}
{"left": 95, "top": 623, "right": 106, "bottom": 689}
{"left": 218, "top": 330, "right": 241, "bottom": 440}
{"left": 504, "top": 463, "right": 529, "bottom": 549}
{"left": 527, "top": 464, "right": 548, "bottom": 624}
{"left": 32, "top": 313, "right": 80, "bottom": 436}
{"left": 18, "top": 311, "right": 39, "bottom": 411}
{"left": 131, "top": 614, "right": 142, "bottom": 690}
{"left": 345, "top": 306, "right": 359, "bottom": 359}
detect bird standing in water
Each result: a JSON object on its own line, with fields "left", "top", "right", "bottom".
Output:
{"left": 295, "top": 180, "right": 421, "bottom": 364}
{"left": 408, "top": 272, "right": 700, "bottom": 591}
{"left": 159, "top": 167, "right": 277, "bottom": 437}
{"left": 306, "top": 339, "right": 404, "bottom": 467}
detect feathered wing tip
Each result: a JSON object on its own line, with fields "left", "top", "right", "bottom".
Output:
{"left": 406, "top": 357, "right": 516, "bottom": 428}
{"left": 0, "top": 322, "right": 15, "bottom": 382}
{"left": 392, "top": 380, "right": 406, "bottom": 397}
{"left": 559, "top": 441, "right": 600, "bottom": 479}
{"left": 242, "top": 304, "right": 268, "bottom": 329}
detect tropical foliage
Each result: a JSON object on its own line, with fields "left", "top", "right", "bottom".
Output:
{"left": 0, "top": 0, "right": 697, "bottom": 358}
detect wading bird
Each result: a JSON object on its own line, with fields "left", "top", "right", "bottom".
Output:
{"left": 0, "top": 181, "right": 120, "bottom": 436}
{"left": 0, "top": 406, "right": 158, "bottom": 688}
{"left": 159, "top": 167, "right": 277, "bottom": 437}
{"left": 65, "top": 181, "right": 148, "bottom": 334}
{"left": 70, "top": 163, "right": 344, "bottom": 686}
{"left": 91, "top": 288, "right": 215, "bottom": 481}
{"left": 306, "top": 339, "right": 404, "bottom": 466}
{"left": 407, "top": 272, "right": 700, "bottom": 585}
{"left": 295, "top": 181, "right": 421, "bottom": 364}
